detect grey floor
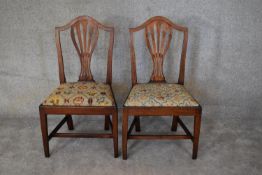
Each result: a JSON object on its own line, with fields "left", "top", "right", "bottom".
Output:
{"left": 0, "top": 113, "right": 261, "bottom": 175}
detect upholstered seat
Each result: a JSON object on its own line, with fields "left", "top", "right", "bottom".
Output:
{"left": 122, "top": 16, "right": 202, "bottom": 160}
{"left": 42, "top": 82, "right": 115, "bottom": 106}
{"left": 124, "top": 83, "right": 199, "bottom": 107}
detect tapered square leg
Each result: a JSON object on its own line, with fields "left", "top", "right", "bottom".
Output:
{"left": 104, "top": 115, "right": 110, "bottom": 130}
{"left": 192, "top": 113, "right": 201, "bottom": 159}
{"left": 112, "top": 112, "right": 118, "bottom": 158}
{"left": 66, "top": 114, "right": 74, "bottom": 130}
{"left": 134, "top": 116, "right": 141, "bottom": 132}
{"left": 39, "top": 109, "right": 50, "bottom": 157}
{"left": 171, "top": 115, "right": 178, "bottom": 131}
{"left": 122, "top": 110, "right": 128, "bottom": 160}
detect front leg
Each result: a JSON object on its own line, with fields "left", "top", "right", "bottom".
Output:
{"left": 122, "top": 110, "right": 128, "bottom": 160}
{"left": 192, "top": 113, "right": 201, "bottom": 159}
{"left": 112, "top": 112, "right": 118, "bottom": 158}
{"left": 39, "top": 109, "right": 50, "bottom": 157}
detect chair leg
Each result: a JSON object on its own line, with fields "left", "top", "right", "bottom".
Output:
{"left": 122, "top": 110, "right": 128, "bottom": 160}
{"left": 104, "top": 115, "right": 110, "bottom": 130}
{"left": 112, "top": 112, "right": 118, "bottom": 158}
{"left": 39, "top": 109, "right": 50, "bottom": 157}
{"left": 171, "top": 115, "right": 178, "bottom": 131}
{"left": 192, "top": 113, "right": 201, "bottom": 159}
{"left": 134, "top": 116, "right": 141, "bottom": 132}
{"left": 66, "top": 114, "right": 74, "bottom": 130}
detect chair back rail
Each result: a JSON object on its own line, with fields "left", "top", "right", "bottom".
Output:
{"left": 129, "top": 16, "right": 188, "bottom": 86}
{"left": 55, "top": 16, "right": 114, "bottom": 84}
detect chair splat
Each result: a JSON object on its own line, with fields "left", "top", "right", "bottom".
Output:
{"left": 70, "top": 19, "right": 99, "bottom": 81}
{"left": 145, "top": 21, "right": 172, "bottom": 82}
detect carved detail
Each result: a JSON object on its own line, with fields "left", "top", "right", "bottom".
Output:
{"left": 70, "top": 19, "right": 99, "bottom": 81}
{"left": 129, "top": 16, "right": 188, "bottom": 86}
{"left": 145, "top": 21, "right": 172, "bottom": 82}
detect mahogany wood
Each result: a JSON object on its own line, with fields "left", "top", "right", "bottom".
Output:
{"left": 129, "top": 16, "right": 188, "bottom": 85}
{"left": 48, "top": 116, "right": 68, "bottom": 140}
{"left": 66, "top": 114, "right": 74, "bottom": 130}
{"left": 128, "top": 135, "right": 191, "bottom": 140}
{"left": 39, "top": 16, "right": 118, "bottom": 158}
{"left": 134, "top": 116, "right": 141, "bottom": 132}
{"left": 193, "top": 113, "right": 201, "bottom": 159}
{"left": 53, "top": 133, "right": 113, "bottom": 138}
{"left": 177, "top": 117, "right": 193, "bottom": 141}
{"left": 127, "top": 117, "right": 137, "bottom": 135}
{"left": 40, "top": 109, "right": 49, "bottom": 157}
{"left": 55, "top": 16, "right": 114, "bottom": 84}
{"left": 104, "top": 115, "right": 110, "bottom": 130}
{"left": 123, "top": 16, "right": 202, "bottom": 160}
{"left": 171, "top": 115, "right": 178, "bottom": 131}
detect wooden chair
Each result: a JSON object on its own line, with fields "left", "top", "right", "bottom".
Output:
{"left": 122, "top": 16, "right": 202, "bottom": 160}
{"left": 39, "top": 16, "right": 118, "bottom": 158}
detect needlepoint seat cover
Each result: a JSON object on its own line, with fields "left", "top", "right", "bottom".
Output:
{"left": 124, "top": 83, "right": 199, "bottom": 107}
{"left": 42, "top": 82, "right": 115, "bottom": 106}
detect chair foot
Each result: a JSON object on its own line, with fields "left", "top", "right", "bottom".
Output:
{"left": 104, "top": 115, "right": 110, "bottom": 130}
{"left": 192, "top": 154, "right": 197, "bottom": 160}
{"left": 171, "top": 115, "right": 178, "bottom": 131}
{"left": 66, "top": 115, "right": 74, "bottom": 130}
{"left": 45, "top": 152, "right": 50, "bottom": 158}
{"left": 123, "top": 155, "right": 127, "bottom": 160}
{"left": 134, "top": 116, "right": 141, "bottom": 132}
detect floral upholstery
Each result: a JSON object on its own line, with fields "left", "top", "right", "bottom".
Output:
{"left": 42, "top": 82, "right": 115, "bottom": 106}
{"left": 124, "top": 83, "right": 199, "bottom": 107}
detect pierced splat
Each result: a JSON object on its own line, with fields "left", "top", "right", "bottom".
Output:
{"left": 70, "top": 19, "right": 99, "bottom": 81}
{"left": 145, "top": 22, "right": 172, "bottom": 82}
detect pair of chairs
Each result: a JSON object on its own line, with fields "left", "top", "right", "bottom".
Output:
{"left": 39, "top": 16, "right": 202, "bottom": 160}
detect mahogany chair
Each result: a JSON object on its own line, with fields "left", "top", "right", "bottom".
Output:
{"left": 39, "top": 16, "right": 118, "bottom": 158}
{"left": 122, "top": 16, "right": 202, "bottom": 160}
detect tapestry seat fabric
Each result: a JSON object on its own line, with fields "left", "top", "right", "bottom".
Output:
{"left": 124, "top": 83, "right": 199, "bottom": 107}
{"left": 42, "top": 82, "right": 115, "bottom": 106}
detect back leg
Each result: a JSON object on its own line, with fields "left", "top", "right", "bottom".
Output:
{"left": 104, "top": 115, "right": 110, "bottom": 130}
{"left": 134, "top": 116, "right": 141, "bottom": 132}
{"left": 171, "top": 115, "right": 178, "bottom": 131}
{"left": 66, "top": 114, "right": 74, "bottom": 130}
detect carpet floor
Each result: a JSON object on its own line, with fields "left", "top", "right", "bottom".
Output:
{"left": 0, "top": 114, "right": 261, "bottom": 175}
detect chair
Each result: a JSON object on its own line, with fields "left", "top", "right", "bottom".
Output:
{"left": 39, "top": 16, "right": 118, "bottom": 158}
{"left": 122, "top": 16, "right": 202, "bottom": 160}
